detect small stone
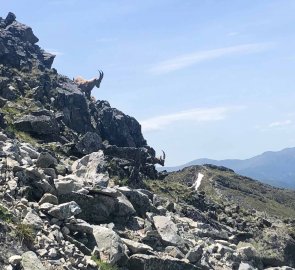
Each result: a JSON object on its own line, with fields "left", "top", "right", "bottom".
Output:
{"left": 21, "top": 198, "right": 28, "bottom": 205}
{"left": 39, "top": 193, "right": 58, "bottom": 205}
{"left": 8, "top": 255, "right": 22, "bottom": 266}
{"left": 37, "top": 249, "right": 47, "bottom": 257}
{"left": 61, "top": 226, "right": 70, "bottom": 235}
{"left": 48, "top": 248, "right": 58, "bottom": 258}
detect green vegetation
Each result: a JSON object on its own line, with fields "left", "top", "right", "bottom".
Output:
{"left": 147, "top": 165, "right": 295, "bottom": 219}
{"left": 113, "top": 177, "right": 129, "bottom": 187}
{"left": 91, "top": 256, "right": 118, "bottom": 270}
{"left": 5, "top": 124, "right": 38, "bottom": 146}
{"left": 14, "top": 223, "right": 35, "bottom": 244}
{"left": 144, "top": 178, "right": 195, "bottom": 204}
{"left": 0, "top": 205, "right": 12, "bottom": 223}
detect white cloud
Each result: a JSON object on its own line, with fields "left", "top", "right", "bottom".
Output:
{"left": 141, "top": 106, "right": 239, "bottom": 132}
{"left": 149, "top": 43, "right": 271, "bottom": 75}
{"left": 268, "top": 120, "right": 292, "bottom": 128}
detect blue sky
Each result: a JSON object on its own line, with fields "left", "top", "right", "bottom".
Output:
{"left": 1, "top": 0, "right": 295, "bottom": 165}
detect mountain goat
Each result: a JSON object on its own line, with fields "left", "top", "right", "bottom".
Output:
{"left": 74, "top": 70, "right": 104, "bottom": 99}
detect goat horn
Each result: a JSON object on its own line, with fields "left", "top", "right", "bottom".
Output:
{"left": 161, "top": 150, "right": 166, "bottom": 160}
{"left": 98, "top": 70, "right": 104, "bottom": 80}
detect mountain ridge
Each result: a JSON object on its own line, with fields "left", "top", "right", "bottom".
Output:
{"left": 160, "top": 147, "right": 295, "bottom": 189}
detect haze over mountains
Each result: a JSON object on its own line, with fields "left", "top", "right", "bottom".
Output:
{"left": 160, "top": 147, "right": 295, "bottom": 189}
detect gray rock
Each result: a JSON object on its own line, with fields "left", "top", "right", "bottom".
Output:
{"left": 48, "top": 201, "right": 82, "bottom": 220}
{"left": 264, "top": 267, "right": 295, "bottom": 270}
{"left": 185, "top": 245, "right": 203, "bottom": 263}
{"left": 22, "top": 210, "right": 43, "bottom": 229}
{"left": 165, "top": 246, "right": 185, "bottom": 259}
{"left": 65, "top": 219, "right": 93, "bottom": 234}
{"left": 121, "top": 238, "right": 153, "bottom": 254}
{"left": 36, "top": 152, "right": 57, "bottom": 168}
{"left": 128, "top": 254, "right": 198, "bottom": 270}
{"left": 75, "top": 132, "right": 103, "bottom": 155}
{"left": 152, "top": 216, "right": 184, "bottom": 247}
{"left": 39, "top": 193, "right": 58, "bottom": 205}
{"left": 54, "top": 175, "right": 83, "bottom": 195}
{"left": 20, "top": 144, "right": 39, "bottom": 159}
{"left": 252, "top": 227, "right": 295, "bottom": 267}
{"left": 59, "top": 190, "right": 135, "bottom": 224}
{"left": 8, "top": 255, "right": 22, "bottom": 266}
{"left": 14, "top": 112, "right": 59, "bottom": 136}
{"left": 238, "top": 262, "right": 257, "bottom": 270}
{"left": 71, "top": 151, "right": 109, "bottom": 188}
{"left": 92, "top": 225, "right": 128, "bottom": 265}
{"left": 118, "top": 187, "right": 156, "bottom": 217}
{"left": 22, "top": 251, "right": 46, "bottom": 270}
{"left": 237, "top": 245, "right": 257, "bottom": 260}
{"left": 94, "top": 100, "right": 147, "bottom": 147}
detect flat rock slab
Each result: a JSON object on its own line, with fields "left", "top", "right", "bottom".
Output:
{"left": 153, "top": 216, "right": 184, "bottom": 247}
{"left": 128, "top": 254, "right": 199, "bottom": 270}
{"left": 121, "top": 238, "right": 153, "bottom": 254}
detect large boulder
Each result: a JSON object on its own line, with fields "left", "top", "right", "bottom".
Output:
{"left": 48, "top": 201, "right": 82, "bottom": 220}
{"left": 93, "top": 226, "right": 128, "bottom": 265}
{"left": 14, "top": 111, "right": 59, "bottom": 137}
{"left": 71, "top": 150, "right": 109, "bottom": 187}
{"left": 75, "top": 132, "right": 103, "bottom": 155}
{"left": 54, "top": 86, "right": 91, "bottom": 134}
{"left": 152, "top": 216, "right": 184, "bottom": 247}
{"left": 118, "top": 187, "right": 156, "bottom": 217}
{"left": 21, "top": 251, "right": 46, "bottom": 270}
{"left": 15, "top": 167, "right": 56, "bottom": 200}
{"left": 22, "top": 210, "right": 43, "bottom": 230}
{"left": 59, "top": 188, "right": 136, "bottom": 224}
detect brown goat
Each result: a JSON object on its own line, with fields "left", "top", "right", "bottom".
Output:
{"left": 74, "top": 70, "right": 104, "bottom": 99}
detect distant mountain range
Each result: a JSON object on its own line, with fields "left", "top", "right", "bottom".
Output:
{"left": 159, "top": 147, "right": 295, "bottom": 189}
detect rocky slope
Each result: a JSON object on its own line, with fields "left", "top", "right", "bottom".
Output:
{"left": 0, "top": 12, "right": 295, "bottom": 270}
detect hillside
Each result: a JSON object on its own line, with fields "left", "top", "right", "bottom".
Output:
{"left": 159, "top": 147, "right": 295, "bottom": 189}
{"left": 0, "top": 12, "right": 295, "bottom": 270}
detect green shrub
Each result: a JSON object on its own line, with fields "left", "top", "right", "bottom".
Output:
{"left": 0, "top": 205, "right": 12, "bottom": 223}
{"left": 15, "top": 223, "right": 35, "bottom": 244}
{"left": 91, "top": 256, "right": 118, "bottom": 270}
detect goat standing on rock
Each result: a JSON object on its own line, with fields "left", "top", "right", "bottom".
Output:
{"left": 74, "top": 70, "right": 104, "bottom": 99}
